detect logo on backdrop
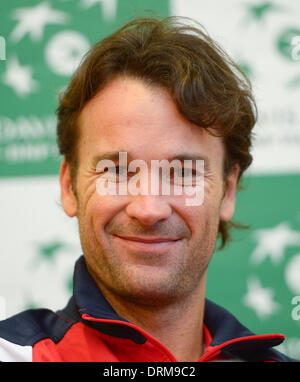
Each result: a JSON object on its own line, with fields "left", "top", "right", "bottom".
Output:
{"left": 243, "top": 221, "right": 300, "bottom": 321}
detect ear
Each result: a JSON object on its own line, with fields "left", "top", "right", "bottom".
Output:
{"left": 59, "top": 159, "right": 78, "bottom": 217}
{"left": 219, "top": 163, "right": 240, "bottom": 222}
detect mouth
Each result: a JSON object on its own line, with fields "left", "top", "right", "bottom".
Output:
{"left": 115, "top": 235, "right": 181, "bottom": 243}
{"left": 112, "top": 234, "right": 183, "bottom": 253}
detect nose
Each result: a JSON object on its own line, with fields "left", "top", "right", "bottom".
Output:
{"left": 126, "top": 195, "right": 172, "bottom": 227}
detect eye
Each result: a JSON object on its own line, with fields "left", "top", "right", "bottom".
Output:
{"left": 101, "top": 166, "right": 125, "bottom": 174}
{"left": 99, "top": 166, "right": 128, "bottom": 182}
{"left": 175, "top": 167, "right": 193, "bottom": 177}
{"left": 173, "top": 167, "right": 194, "bottom": 180}
{"left": 169, "top": 167, "right": 202, "bottom": 186}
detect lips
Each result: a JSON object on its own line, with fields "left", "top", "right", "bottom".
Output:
{"left": 112, "top": 234, "right": 183, "bottom": 254}
{"left": 114, "top": 235, "right": 180, "bottom": 243}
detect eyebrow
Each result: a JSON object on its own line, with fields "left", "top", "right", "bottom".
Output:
{"left": 92, "top": 151, "right": 123, "bottom": 163}
{"left": 91, "top": 151, "right": 211, "bottom": 170}
{"left": 167, "top": 153, "right": 210, "bottom": 164}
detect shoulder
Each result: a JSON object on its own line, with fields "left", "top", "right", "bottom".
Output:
{"left": 0, "top": 308, "right": 73, "bottom": 362}
{"left": 204, "top": 299, "right": 299, "bottom": 362}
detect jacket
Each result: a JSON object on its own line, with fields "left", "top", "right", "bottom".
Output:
{"left": 0, "top": 255, "right": 297, "bottom": 362}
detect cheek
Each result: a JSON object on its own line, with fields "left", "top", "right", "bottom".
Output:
{"left": 81, "top": 192, "right": 129, "bottom": 239}
{"left": 176, "top": 185, "right": 223, "bottom": 236}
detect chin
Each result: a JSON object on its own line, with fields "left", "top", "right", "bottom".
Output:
{"left": 111, "top": 268, "right": 193, "bottom": 307}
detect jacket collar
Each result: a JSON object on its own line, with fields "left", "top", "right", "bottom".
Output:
{"left": 72, "top": 255, "right": 288, "bottom": 361}
{"left": 73, "top": 255, "right": 128, "bottom": 322}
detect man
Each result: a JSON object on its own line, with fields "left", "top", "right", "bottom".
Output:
{"left": 0, "top": 16, "right": 296, "bottom": 362}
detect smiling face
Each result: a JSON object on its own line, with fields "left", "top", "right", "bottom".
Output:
{"left": 60, "top": 76, "right": 239, "bottom": 306}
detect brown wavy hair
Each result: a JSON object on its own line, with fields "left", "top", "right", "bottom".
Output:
{"left": 56, "top": 16, "right": 257, "bottom": 250}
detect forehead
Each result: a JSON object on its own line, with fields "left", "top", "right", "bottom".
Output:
{"left": 78, "top": 76, "right": 224, "bottom": 166}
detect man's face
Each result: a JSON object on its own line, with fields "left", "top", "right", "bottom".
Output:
{"left": 60, "top": 76, "right": 239, "bottom": 305}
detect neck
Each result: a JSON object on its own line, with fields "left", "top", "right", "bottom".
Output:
{"left": 97, "top": 274, "right": 207, "bottom": 362}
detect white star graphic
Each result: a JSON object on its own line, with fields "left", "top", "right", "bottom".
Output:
{"left": 243, "top": 277, "right": 280, "bottom": 319}
{"left": 10, "top": 2, "right": 69, "bottom": 43}
{"left": 2, "top": 56, "right": 38, "bottom": 97}
{"left": 80, "top": 0, "right": 117, "bottom": 20}
{"left": 250, "top": 222, "right": 300, "bottom": 265}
